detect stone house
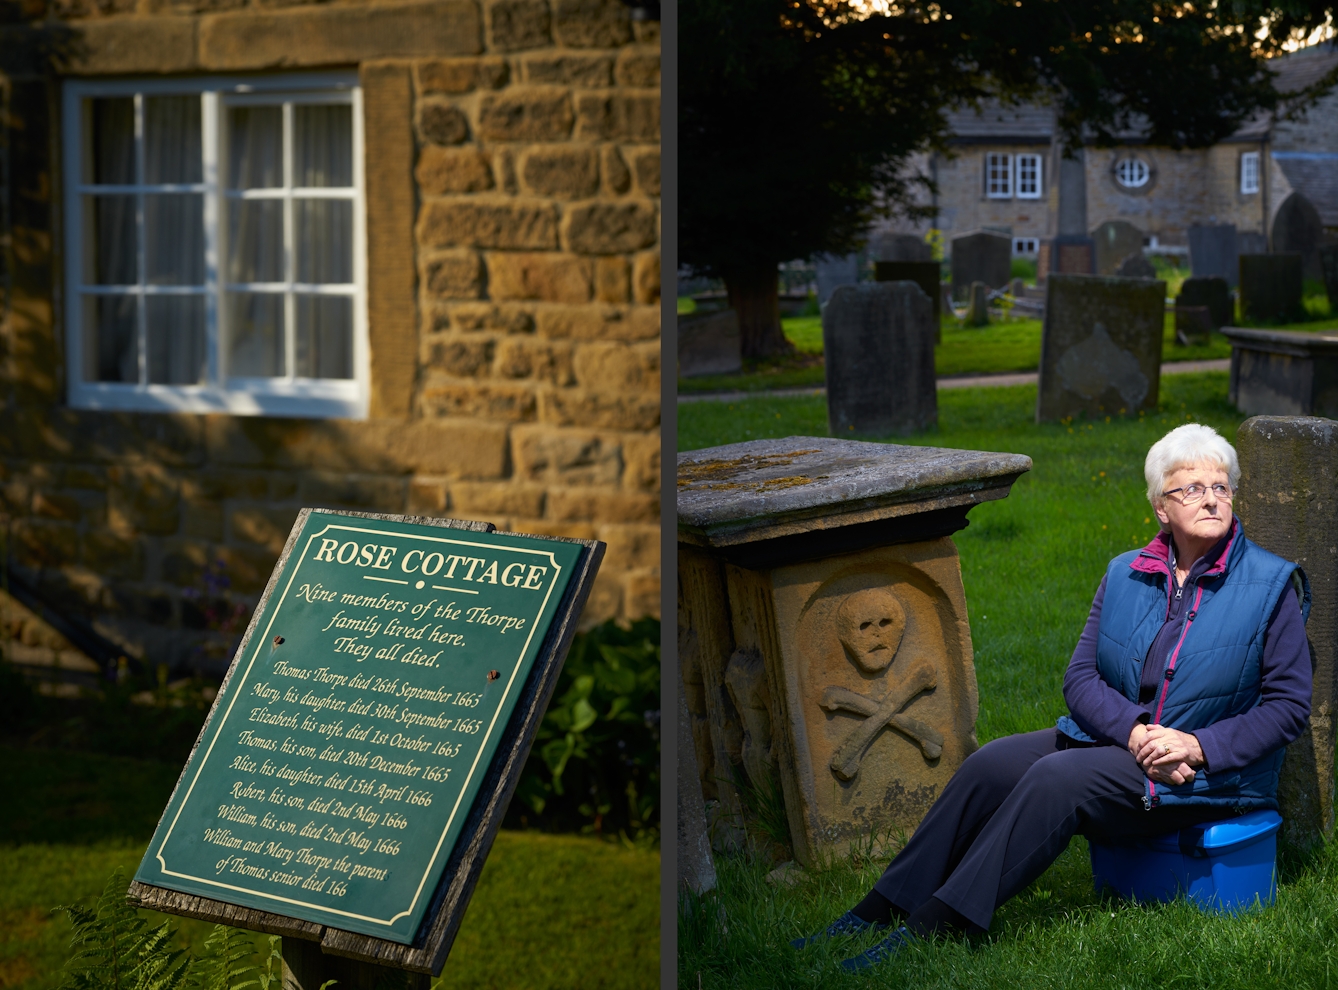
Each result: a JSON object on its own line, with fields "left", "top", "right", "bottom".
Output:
{"left": 0, "top": 0, "right": 661, "bottom": 681}
{"left": 878, "top": 43, "right": 1338, "bottom": 268}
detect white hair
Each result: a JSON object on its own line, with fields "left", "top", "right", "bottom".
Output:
{"left": 1144, "top": 423, "right": 1240, "bottom": 509}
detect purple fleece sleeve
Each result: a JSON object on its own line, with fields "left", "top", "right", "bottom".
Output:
{"left": 1192, "top": 586, "right": 1312, "bottom": 774}
{"left": 1062, "top": 574, "right": 1152, "bottom": 746}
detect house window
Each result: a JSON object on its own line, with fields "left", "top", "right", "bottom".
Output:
{"left": 985, "top": 153, "right": 1012, "bottom": 198}
{"left": 1114, "top": 157, "right": 1150, "bottom": 189}
{"left": 1241, "top": 151, "right": 1260, "bottom": 194}
{"left": 1015, "top": 154, "right": 1043, "bottom": 199}
{"left": 1013, "top": 238, "right": 1039, "bottom": 255}
{"left": 63, "top": 74, "right": 367, "bottom": 418}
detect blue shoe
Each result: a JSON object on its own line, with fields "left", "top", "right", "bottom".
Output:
{"left": 839, "top": 926, "right": 914, "bottom": 971}
{"left": 789, "top": 910, "right": 883, "bottom": 950}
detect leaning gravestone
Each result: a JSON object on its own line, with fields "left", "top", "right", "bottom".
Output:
{"left": 677, "top": 438, "right": 1031, "bottom": 865}
{"left": 1092, "top": 221, "right": 1145, "bottom": 276}
{"left": 1037, "top": 274, "right": 1166, "bottom": 422}
{"left": 1240, "top": 253, "right": 1305, "bottom": 323}
{"left": 679, "top": 309, "right": 742, "bottom": 377}
{"left": 815, "top": 253, "right": 861, "bottom": 306}
{"left": 1178, "top": 276, "right": 1231, "bottom": 329}
{"left": 129, "top": 509, "right": 602, "bottom": 980}
{"left": 951, "top": 231, "right": 1011, "bottom": 299}
{"left": 1235, "top": 417, "right": 1338, "bottom": 847}
{"left": 823, "top": 282, "right": 936, "bottom": 436}
{"left": 1189, "top": 224, "right": 1239, "bottom": 287}
{"left": 1115, "top": 251, "right": 1158, "bottom": 280}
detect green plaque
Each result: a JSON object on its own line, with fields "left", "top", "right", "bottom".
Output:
{"left": 134, "top": 510, "right": 594, "bottom": 946}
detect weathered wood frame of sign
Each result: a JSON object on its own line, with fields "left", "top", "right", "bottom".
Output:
{"left": 127, "top": 509, "right": 605, "bottom": 976}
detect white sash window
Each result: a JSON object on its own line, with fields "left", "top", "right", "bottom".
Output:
{"left": 1016, "top": 153, "right": 1042, "bottom": 199}
{"left": 985, "top": 153, "right": 1013, "bottom": 198}
{"left": 1240, "top": 151, "right": 1260, "bottom": 194}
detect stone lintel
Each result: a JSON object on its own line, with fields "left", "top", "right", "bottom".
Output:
{"left": 1222, "top": 326, "right": 1338, "bottom": 358}
{"left": 676, "top": 437, "right": 1032, "bottom": 556}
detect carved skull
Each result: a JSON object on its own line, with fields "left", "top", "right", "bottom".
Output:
{"left": 836, "top": 588, "right": 906, "bottom": 674}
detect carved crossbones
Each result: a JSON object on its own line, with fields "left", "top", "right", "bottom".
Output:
{"left": 821, "top": 656, "right": 942, "bottom": 779}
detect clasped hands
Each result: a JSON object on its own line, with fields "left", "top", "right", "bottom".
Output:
{"left": 1127, "top": 722, "right": 1205, "bottom": 785}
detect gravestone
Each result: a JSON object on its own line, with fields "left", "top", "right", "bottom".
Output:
{"left": 679, "top": 309, "right": 742, "bottom": 377}
{"left": 1222, "top": 327, "right": 1338, "bottom": 417}
{"left": 1189, "top": 224, "right": 1239, "bottom": 287}
{"left": 874, "top": 260, "right": 943, "bottom": 340}
{"left": 870, "top": 232, "right": 932, "bottom": 262}
{"left": 823, "top": 282, "right": 936, "bottom": 436}
{"left": 1319, "top": 243, "right": 1338, "bottom": 312}
{"left": 966, "top": 282, "right": 990, "bottom": 326}
{"left": 1092, "top": 221, "right": 1145, "bottom": 276}
{"left": 1239, "top": 231, "right": 1268, "bottom": 256}
{"left": 1036, "top": 274, "right": 1166, "bottom": 422}
{"left": 815, "top": 253, "right": 861, "bottom": 306}
{"left": 1272, "top": 192, "right": 1324, "bottom": 280}
{"left": 1115, "top": 252, "right": 1158, "bottom": 280}
{"left": 129, "top": 509, "right": 603, "bottom": 978}
{"left": 677, "top": 438, "right": 1032, "bottom": 864}
{"left": 1177, "top": 276, "right": 1232, "bottom": 329}
{"left": 1009, "top": 278, "right": 1026, "bottom": 297}
{"left": 1174, "top": 306, "right": 1213, "bottom": 346}
{"left": 951, "top": 230, "right": 1011, "bottom": 299}
{"left": 1038, "top": 235, "right": 1095, "bottom": 282}
{"left": 1235, "top": 416, "right": 1338, "bottom": 847}
{"left": 1239, "top": 253, "right": 1305, "bottom": 323}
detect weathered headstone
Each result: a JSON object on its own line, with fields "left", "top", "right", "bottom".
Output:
{"left": 951, "top": 230, "right": 1011, "bottom": 299}
{"left": 815, "top": 253, "right": 861, "bottom": 306}
{"left": 1273, "top": 192, "right": 1324, "bottom": 281}
{"left": 1036, "top": 274, "right": 1166, "bottom": 422}
{"left": 1222, "top": 327, "right": 1338, "bottom": 417}
{"left": 677, "top": 690, "right": 717, "bottom": 894}
{"left": 129, "top": 509, "right": 603, "bottom": 978}
{"left": 1178, "top": 276, "right": 1232, "bottom": 329}
{"left": 677, "top": 438, "right": 1031, "bottom": 865}
{"left": 679, "top": 309, "right": 742, "bottom": 378}
{"left": 870, "top": 232, "right": 933, "bottom": 262}
{"left": 1009, "top": 277, "right": 1026, "bottom": 297}
{"left": 823, "top": 282, "right": 936, "bottom": 436}
{"left": 1235, "top": 416, "right": 1338, "bottom": 847}
{"left": 1115, "top": 251, "right": 1158, "bottom": 280}
{"left": 1092, "top": 221, "right": 1145, "bottom": 276}
{"left": 966, "top": 281, "right": 990, "bottom": 327}
{"left": 1319, "top": 243, "right": 1338, "bottom": 312}
{"left": 1174, "top": 306, "right": 1213, "bottom": 346}
{"left": 1189, "top": 223, "right": 1239, "bottom": 287}
{"left": 1239, "top": 253, "right": 1305, "bottom": 324}
{"left": 874, "top": 260, "right": 943, "bottom": 339}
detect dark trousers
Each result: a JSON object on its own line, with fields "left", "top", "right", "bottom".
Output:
{"left": 873, "top": 728, "right": 1226, "bottom": 931}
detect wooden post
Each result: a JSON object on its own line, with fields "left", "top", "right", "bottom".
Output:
{"left": 282, "top": 939, "right": 428, "bottom": 990}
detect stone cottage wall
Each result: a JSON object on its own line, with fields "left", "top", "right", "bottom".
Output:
{"left": 0, "top": 0, "right": 660, "bottom": 675}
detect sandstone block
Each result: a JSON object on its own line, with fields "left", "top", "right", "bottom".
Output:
{"left": 581, "top": 570, "right": 622, "bottom": 626}
{"left": 622, "top": 431, "right": 659, "bottom": 492}
{"left": 182, "top": 469, "right": 269, "bottom": 501}
{"left": 536, "top": 304, "right": 659, "bottom": 341}
{"left": 422, "top": 382, "right": 538, "bottom": 421}
{"left": 424, "top": 250, "right": 485, "bottom": 300}
{"left": 419, "top": 103, "right": 471, "bottom": 146}
{"left": 615, "top": 49, "right": 659, "bottom": 87}
{"left": 633, "top": 18, "right": 658, "bottom": 42}
{"left": 416, "top": 147, "right": 494, "bottom": 194}
{"left": 633, "top": 252, "right": 659, "bottom": 304}
{"left": 487, "top": 251, "right": 593, "bottom": 303}
{"left": 541, "top": 388, "right": 660, "bottom": 430}
{"left": 488, "top": 0, "right": 550, "bottom": 51}
{"left": 418, "top": 199, "right": 559, "bottom": 250}
{"left": 425, "top": 336, "right": 495, "bottom": 377}
{"left": 449, "top": 480, "right": 546, "bottom": 517}
{"left": 477, "top": 89, "right": 574, "bottom": 142}
{"left": 520, "top": 146, "right": 598, "bottom": 198}
{"left": 494, "top": 338, "right": 575, "bottom": 384}
{"left": 632, "top": 149, "right": 659, "bottom": 196}
{"left": 269, "top": 473, "right": 299, "bottom": 500}
{"left": 547, "top": 488, "right": 657, "bottom": 522}
{"left": 64, "top": 466, "right": 107, "bottom": 491}
{"left": 553, "top": 0, "right": 631, "bottom": 47}
{"left": 199, "top": 1, "right": 482, "bottom": 69}
{"left": 603, "top": 146, "right": 631, "bottom": 194}
{"left": 108, "top": 465, "right": 180, "bottom": 536}
{"left": 446, "top": 303, "right": 536, "bottom": 333}
{"left": 564, "top": 201, "right": 657, "bottom": 254}
{"left": 622, "top": 569, "right": 659, "bottom": 620}
{"left": 575, "top": 93, "right": 658, "bottom": 141}
{"left": 13, "top": 519, "right": 77, "bottom": 569}
{"left": 511, "top": 425, "right": 624, "bottom": 485}
{"left": 407, "top": 479, "right": 448, "bottom": 514}
{"left": 82, "top": 530, "right": 143, "bottom": 580}
{"left": 161, "top": 540, "right": 211, "bottom": 586}
{"left": 595, "top": 256, "right": 630, "bottom": 303}
{"left": 33, "top": 490, "right": 82, "bottom": 522}
{"left": 573, "top": 341, "right": 658, "bottom": 390}
{"left": 596, "top": 522, "right": 660, "bottom": 571}
{"left": 72, "top": 17, "right": 199, "bottom": 74}
{"left": 215, "top": 545, "right": 278, "bottom": 595}
{"left": 523, "top": 53, "right": 613, "bottom": 86}
{"left": 231, "top": 505, "right": 300, "bottom": 555}
{"left": 182, "top": 501, "right": 225, "bottom": 541}
{"left": 417, "top": 55, "right": 509, "bottom": 93}
{"left": 300, "top": 472, "right": 407, "bottom": 511}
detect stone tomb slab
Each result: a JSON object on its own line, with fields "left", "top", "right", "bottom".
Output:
{"left": 1240, "top": 254, "right": 1305, "bottom": 323}
{"left": 129, "top": 509, "right": 603, "bottom": 975}
{"left": 1037, "top": 273, "right": 1166, "bottom": 422}
{"left": 951, "top": 231, "right": 1011, "bottom": 299}
{"left": 1222, "top": 326, "right": 1338, "bottom": 418}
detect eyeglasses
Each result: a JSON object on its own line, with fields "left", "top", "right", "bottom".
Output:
{"left": 1161, "top": 483, "right": 1234, "bottom": 504}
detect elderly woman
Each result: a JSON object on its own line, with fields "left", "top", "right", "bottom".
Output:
{"left": 794, "top": 423, "right": 1312, "bottom": 971}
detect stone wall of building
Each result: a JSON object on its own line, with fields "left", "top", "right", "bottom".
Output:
{"left": 931, "top": 145, "right": 1054, "bottom": 246}
{"left": 0, "top": 0, "right": 660, "bottom": 675}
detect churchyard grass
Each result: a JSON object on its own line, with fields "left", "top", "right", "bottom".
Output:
{"left": 679, "top": 372, "right": 1338, "bottom": 987}
{"left": 0, "top": 745, "right": 659, "bottom": 990}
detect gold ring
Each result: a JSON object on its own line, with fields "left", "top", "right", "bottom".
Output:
{"left": 1163, "top": 744, "right": 1171, "bottom": 755}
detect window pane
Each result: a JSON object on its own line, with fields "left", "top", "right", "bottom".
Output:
{"left": 294, "top": 104, "right": 353, "bottom": 188}
{"left": 146, "top": 296, "right": 206, "bottom": 384}
{"left": 82, "top": 295, "right": 138, "bottom": 382}
{"left": 144, "top": 96, "right": 202, "bottom": 184}
{"left": 226, "top": 292, "right": 284, "bottom": 377}
{"left": 295, "top": 200, "right": 352, "bottom": 283}
{"left": 227, "top": 200, "right": 284, "bottom": 283}
{"left": 295, "top": 295, "right": 352, "bottom": 379}
{"left": 88, "top": 97, "right": 134, "bottom": 185}
{"left": 145, "top": 194, "right": 204, "bottom": 285}
{"left": 87, "top": 195, "right": 137, "bottom": 285}
{"left": 228, "top": 106, "right": 282, "bottom": 189}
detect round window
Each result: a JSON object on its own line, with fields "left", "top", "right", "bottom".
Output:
{"left": 1115, "top": 158, "right": 1150, "bottom": 189}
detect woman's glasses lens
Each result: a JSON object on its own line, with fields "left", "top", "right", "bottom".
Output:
{"left": 1180, "top": 484, "right": 1233, "bottom": 504}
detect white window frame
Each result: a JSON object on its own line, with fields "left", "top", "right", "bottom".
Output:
{"left": 1013, "top": 237, "right": 1039, "bottom": 256}
{"left": 1015, "top": 153, "right": 1042, "bottom": 199}
{"left": 1241, "top": 151, "right": 1261, "bottom": 194}
{"left": 1114, "top": 157, "right": 1150, "bottom": 190}
{"left": 62, "top": 73, "right": 369, "bottom": 419}
{"left": 985, "top": 152, "right": 1012, "bottom": 199}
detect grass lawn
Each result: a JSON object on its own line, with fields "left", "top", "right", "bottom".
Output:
{"left": 678, "top": 372, "right": 1338, "bottom": 988}
{"left": 0, "top": 745, "right": 659, "bottom": 990}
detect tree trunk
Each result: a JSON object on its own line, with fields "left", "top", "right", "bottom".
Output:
{"left": 725, "top": 265, "right": 794, "bottom": 359}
